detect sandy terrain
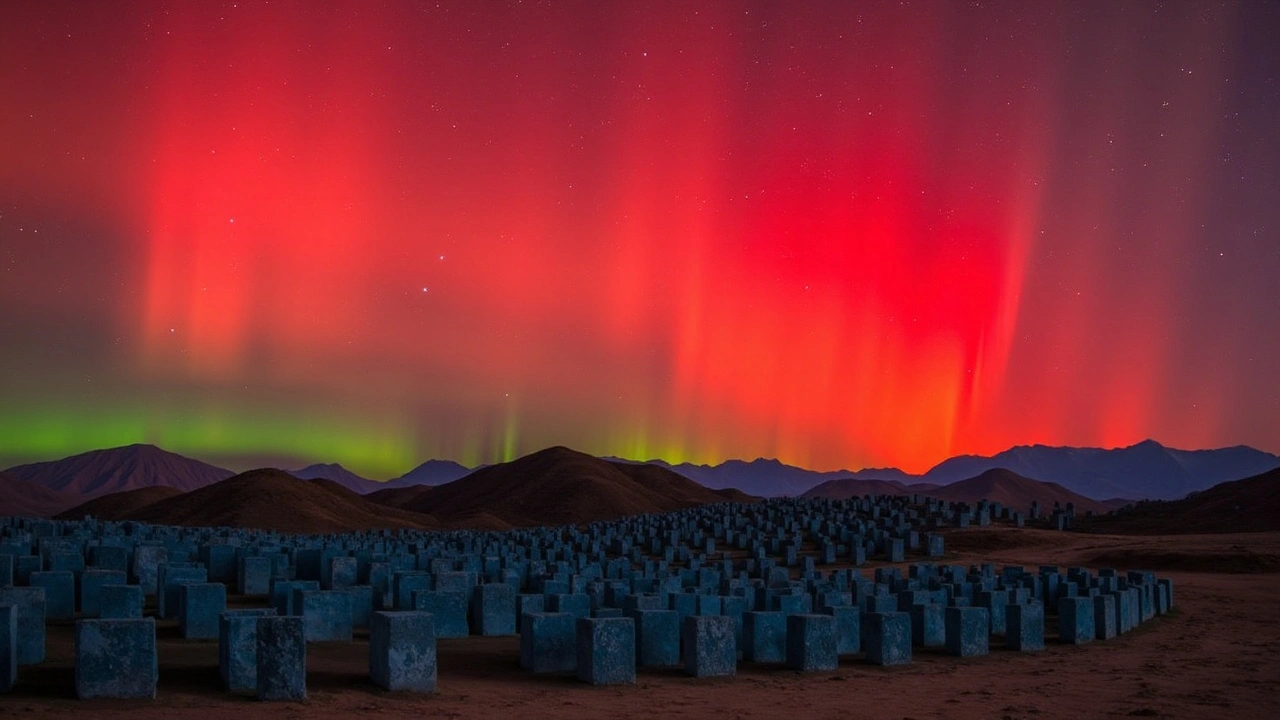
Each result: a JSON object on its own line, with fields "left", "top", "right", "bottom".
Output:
{"left": 3, "top": 528, "right": 1277, "bottom": 720}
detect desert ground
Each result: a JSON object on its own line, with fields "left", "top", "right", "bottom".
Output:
{"left": 3, "top": 527, "right": 1277, "bottom": 720}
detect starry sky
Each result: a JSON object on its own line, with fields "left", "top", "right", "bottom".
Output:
{"left": 1, "top": 1, "right": 1277, "bottom": 479}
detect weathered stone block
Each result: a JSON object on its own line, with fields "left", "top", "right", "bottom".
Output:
{"left": 823, "top": 604, "right": 861, "bottom": 655}
{"left": 157, "top": 565, "right": 207, "bottom": 619}
{"left": 295, "top": 589, "right": 353, "bottom": 642}
{"left": 548, "top": 593, "right": 591, "bottom": 620}
{"left": 412, "top": 590, "right": 469, "bottom": 638}
{"left": 219, "top": 608, "right": 277, "bottom": 692}
{"left": 99, "top": 584, "right": 142, "bottom": 619}
{"left": 74, "top": 618, "right": 157, "bottom": 699}
{"left": 1093, "top": 594, "right": 1116, "bottom": 640}
{"left": 328, "top": 557, "right": 358, "bottom": 590}
{"left": 131, "top": 546, "right": 167, "bottom": 595}
{"left": 633, "top": 608, "right": 679, "bottom": 667}
{"left": 1112, "top": 590, "right": 1133, "bottom": 634}
{"left": 742, "top": 611, "right": 786, "bottom": 663}
{"left": 393, "top": 572, "right": 432, "bottom": 610}
{"left": 345, "top": 585, "right": 374, "bottom": 628}
{"left": 0, "top": 555, "right": 13, "bottom": 588}
{"left": 269, "top": 580, "right": 319, "bottom": 616}
{"left": 29, "top": 571, "right": 74, "bottom": 621}
{"left": 238, "top": 556, "right": 272, "bottom": 596}
{"left": 520, "top": 611, "right": 576, "bottom": 672}
{"left": 865, "top": 612, "right": 912, "bottom": 666}
{"left": 944, "top": 606, "right": 989, "bottom": 657}
{"left": 370, "top": 611, "right": 437, "bottom": 692}
{"left": 179, "top": 583, "right": 227, "bottom": 640}
{"left": 257, "top": 616, "right": 306, "bottom": 701}
{"left": 682, "top": 614, "right": 736, "bottom": 677}
{"left": 911, "top": 603, "right": 945, "bottom": 648}
{"left": 471, "top": 583, "right": 516, "bottom": 636}
{"left": 1, "top": 603, "right": 15, "bottom": 692}
{"left": 80, "top": 569, "right": 126, "bottom": 618}
{"left": 0, "top": 587, "right": 44, "bottom": 664}
{"left": 785, "top": 614, "right": 837, "bottom": 672}
{"left": 576, "top": 616, "right": 635, "bottom": 685}
{"left": 1058, "top": 596, "right": 1094, "bottom": 644}
{"left": 1006, "top": 602, "right": 1045, "bottom": 651}
{"left": 976, "top": 589, "right": 1008, "bottom": 636}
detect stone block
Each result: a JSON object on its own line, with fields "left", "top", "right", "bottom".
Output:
{"left": 520, "top": 611, "right": 576, "bottom": 672}
{"left": 74, "top": 618, "right": 157, "bottom": 699}
{"left": 179, "top": 583, "right": 227, "bottom": 640}
{"left": 0, "top": 587, "right": 44, "bottom": 664}
{"left": 346, "top": 585, "right": 374, "bottom": 628}
{"left": 1006, "top": 602, "right": 1045, "bottom": 651}
{"left": 742, "top": 611, "right": 786, "bottom": 663}
{"left": 295, "top": 590, "right": 353, "bottom": 642}
{"left": 865, "top": 612, "right": 912, "bottom": 666}
{"left": 238, "top": 556, "right": 272, "bottom": 596}
{"left": 80, "top": 569, "right": 126, "bottom": 618}
{"left": 911, "top": 603, "right": 945, "bottom": 648}
{"left": 976, "top": 589, "right": 1008, "bottom": 636}
{"left": 470, "top": 583, "right": 516, "bottom": 636}
{"left": 369, "top": 611, "right": 437, "bottom": 692}
{"left": 269, "top": 580, "right": 319, "bottom": 616}
{"left": 1, "top": 604, "right": 15, "bottom": 692}
{"left": 0, "top": 555, "right": 12, "bottom": 588}
{"left": 219, "top": 608, "right": 276, "bottom": 692}
{"left": 393, "top": 572, "right": 432, "bottom": 610}
{"left": 99, "top": 584, "right": 143, "bottom": 619}
{"left": 158, "top": 565, "right": 207, "bottom": 619}
{"left": 785, "top": 614, "right": 837, "bottom": 672}
{"left": 1112, "top": 590, "right": 1133, "bottom": 634}
{"left": 548, "top": 593, "right": 591, "bottom": 620}
{"left": 633, "top": 608, "right": 679, "bottom": 667}
{"left": 131, "top": 546, "right": 167, "bottom": 595}
{"left": 576, "top": 616, "right": 635, "bottom": 685}
{"left": 814, "top": 605, "right": 855, "bottom": 656}
{"left": 257, "top": 616, "right": 306, "bottom": 701}
{"left": 29, "top": 571, "right": 75, "bottom": 620}
{"left": 944, "top": 606, "right": 989, "bottom": 657}
{"left": 412, "top": 590, "right": 469, "bottom": 638}
{"left": 682, "top": 614, "right": 736, "bottom": 677}
{"left": 1093, "top": 594, "right": 1116, "bottom": 640}
{"left": 201, "top": 545, "right": 238, "bottom": 585}
{"left": 87, "top": 545, "right": 129, "bottom": 575}
{"left": 327, "top": 556, "right": 357, "bottom": 590}
{"left": 516, "top": 593, "right": 545, "bottom": 627}
{"left": 1058, "top": 596, "right": 1094, "bottom": 644}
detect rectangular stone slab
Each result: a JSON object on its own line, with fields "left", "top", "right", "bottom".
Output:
{"left": 1, "top": 603, "right": 15, "bottom": 692}
{"left": 683, "top": 614, "right": 736, "bottom": 677}
{"left": 99, "top": 584, "right": 143, "bottom": 619}
{"left": 369, "top": 611, "right": 437, "bottom": 692}
{"left": 785, "top": 614, "right": 837, "bottom": 672}
{"left": 74, "top": 618, "right": 157, "bottom": 699}
{"left": 576, "top": 616, "right": 635, "bottom": 685}
{"left": 520, "top": 611, "right": 576, "bottom": 673}
{"left": 865, "top": 612, "right": 912, "bottom": 666}
{"left": 1006, "top": 602, "right": 1045, "bottom": 651}
{"left": 1058, "top": 596, "right": 1095, "bottom": 644}
{"left": 256, "top": 616, "right": 307, "bottom": 701}
{"left": 742, "top": 611, "right": 786, "bottom": 663}
{"left": 180, "top": 583, "right": 228, "bottom": 640}
{"left": 0, "top": 587, "right": 45, "bottom": 665}
{"left": 944, "top": 606, "right": 990, "bottom": 657}
{"left": 80, "top": 570, "right": 126, "bottom": 618}
{"left": 219, "top": 609, "right": 276, "bottom": 692}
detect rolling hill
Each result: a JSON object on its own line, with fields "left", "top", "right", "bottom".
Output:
{"left": 386, "top": 446, "right": 742, "bottom": 527}
{"left": 0, "top": 470, "right": 77, "bottom": 517}
{"left": 922, "top": 468, "right": 1117, "bottom": 515}
{"left": 289, "top": 463, "right": 376, "bottom": 493}
{"left": 59, "top": 468, "right": 440, "bottom": 534}
{"left": 1076, "top": 467, "right": 1280, "bottom": 534}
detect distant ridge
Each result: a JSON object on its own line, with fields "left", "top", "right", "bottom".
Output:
{"left": 56, "top": 486, "right": 184, "bottom": 521}
{"left": 375, "top": 446, "right": 746, "bottom": 527}
{"left": 289, "top": 463, "right": 376, "bottom": 493}
{"left": 1078, "top": 467, "right": 1280, "bottom": 535}
{"left": 382, "top": 459, "right": 472, "bottom": 490}
{"left": 923, "top": 468, "right": 1116, "bottom": 515}
{"left": 6, "top": 443, "right": 233, "bottom": 498}
{"left": 0, "top": 470, "right": 77, "bottom": 517}
{"left": 62, "top": 467, "right": 439, "bottom": 534}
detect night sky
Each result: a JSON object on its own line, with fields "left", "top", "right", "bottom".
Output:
{"left": 2, "top": 1, "right": 1277, "bottom": 478}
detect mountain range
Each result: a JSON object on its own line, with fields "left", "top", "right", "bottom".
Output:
{"left": 3, "top": 439, "right": 1277, "bottom": 521}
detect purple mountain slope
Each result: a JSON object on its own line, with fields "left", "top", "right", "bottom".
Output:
{"left": 5, "top": 443, "right": 233, "bottom": 499}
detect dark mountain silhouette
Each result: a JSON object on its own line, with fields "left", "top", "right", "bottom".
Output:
{"left": 802, "top": 477, "right": 932, "bottom": 500}
{"left": 0, "top": 470, "right": 77, "bottom": 517}
{"left": 923, "top": 468, "right": 1116, "bottom": 515}
{"left": 922, "top": 440, "right": 1280, "bottom": 500}
{"left": 56, "top": 486, "right": 184, "bottom": 520}
{"left": 381, "top": 459, "right": 472, "bottom": 489}
{"left": 643, "top": 457, "right": 914, "bottom": 498}
{"left": 68, "top": 468, "right": 439, "bottom": 534}
{"left": 1077, "top": 467, "right": 1280, "bottom": 535}
{"left": 390, "top": 446, "right": 740, "bottom": 527}
{"left": 289, "top": 463, "right": 376, "bottom": 493}
{"left": 365, "top": 484, "right": 437, "bottom": 509}
{"left": 5, "top": 443, "right": 233, "bottom": 498}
